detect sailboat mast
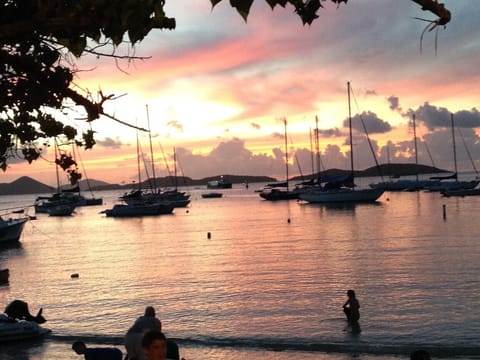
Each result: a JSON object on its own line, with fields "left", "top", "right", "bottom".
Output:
{"left": 413, "top": 113, "right": 419, "bottom": 181}
{"left": 284, "top": 118, "right": 289, "bottom": 190}
{"left": 315, "top": 115, "right": 321, "bottom": 181}
{"left": 54, "top": 139, "right": 60, "bottom": 193}
{"left": 173, "top": 147, "right": 178, "bottom": 191}
{"left": 347, "top": 82, "right": 355, "bottom": 181}
{"left": 451, "top": 113, "right": 458, "bottom": 180}
{"left": 146, "top": 104, "right": 157, "bottom": 192}
{"left": 136, "top": 130, "right": 142, "bottom": 190}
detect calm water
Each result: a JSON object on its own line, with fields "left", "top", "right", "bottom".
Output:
{"left": 0, "top": 182, "right": 479, "bottom": 359}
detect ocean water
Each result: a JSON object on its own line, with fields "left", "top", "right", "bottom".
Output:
{"left": 0, "top": 183, "right": 479, "bottom": 359}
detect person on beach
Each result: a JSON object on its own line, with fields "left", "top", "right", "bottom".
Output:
{"left": 72, "top": 341, "right": 123, "bottom": 360}
{"left": 410, "top": 349, "right": 431, "bottom": 360}
{"left": 343, "top": 289, "right": 361, "bottom": 333}
{"left": 125, "top": 306, "right": 162, "bottom": 360}
{"left": 142, "top": 329, "right": 167, "bottom": 360}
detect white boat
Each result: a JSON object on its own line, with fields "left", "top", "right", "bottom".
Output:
{"left": 300, "top": 82, "right": 385, "bottom": 204}
{"left": 0, "top": 216, "right": 29, "bottom": 244}
{"left": 0, "top": 314, "right": 50, "bottom": 342}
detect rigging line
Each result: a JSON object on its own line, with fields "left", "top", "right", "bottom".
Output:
{"left": 349, "top": 85, "right": 384, "bottom": 180}
{"left": 288, "top": 134, "right": 304, "bottom": 181}
{"left": 73, "top": 144, "right": 95, "bottom": 197}
{"left": 423, "top": 141, "right": 436, "bottom": 168}
{"left": 457, "top": 127, "right": 479, "bottom": 176}
{"left": 158, "top": 142, "right": 174, "bottom": 189}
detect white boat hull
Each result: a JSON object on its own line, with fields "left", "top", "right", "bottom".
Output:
{"left": 0, "top": 315, "right": 50, "bottom": 342}
{"left": 299, "top": 188, "right": 384, "bottom": 204}
{"left": 0, "top": 217, "right": 29, "bottom": 243}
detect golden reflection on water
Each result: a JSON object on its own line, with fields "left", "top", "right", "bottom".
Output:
{"left": 1, "top": 188, "right": 480, "bottom": 358}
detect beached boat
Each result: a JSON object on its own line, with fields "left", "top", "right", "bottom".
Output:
{"left": 0, "top": 216, "right": 29, "bottom": 244}
{"left": 299, "top": 82, "right": 385, "bottom": 204}
{"left": 0, "top": 314, "right": 50, "bottom": 342}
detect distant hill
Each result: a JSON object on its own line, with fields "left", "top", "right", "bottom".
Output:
{"left": 0, "top": 176, "right": 54, "bottom": 195}
{"left": 0, "top": 166, "right": 449, "bottom": 195}
{"left": 0, "top": 174, "right": 277, "bottom": 195}
{"left": 290, "top": 163, "right": 448, "bottom": 182}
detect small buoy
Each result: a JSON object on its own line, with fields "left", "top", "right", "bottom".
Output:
{"left": 186, "top": 210, "right": 189, "bottom": 214}
{"left": 287, "top": 218, "right": 291, "bottom": 224}
{"left": 71, "top": 273, "right": 79, "bottom": 279}
{"left": 442, "top": 204, "right": 446, "bottom": 220}
{"left": 207, "top": 232, "right": 211, "bottom": 239}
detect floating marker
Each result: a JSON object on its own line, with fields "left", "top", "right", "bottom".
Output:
{"left": 207, "top": 232, "right": 211, "bottom": 239}
{"left": 443, "top": 204, "right": 446, "bottom": 220}
{"left": 71, "top": 273, "right": 79, "bottom": 278}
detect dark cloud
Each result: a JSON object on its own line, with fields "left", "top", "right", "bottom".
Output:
{"left": 251, "top": 122, "right": 261, "bottom": 130}
{"left": 97, "top": 137, "right": 123, "bottom": 149}
{"left": 366, "top": 89, "right": 377, "bottom": 96}
{"left": 413, "top": 103, "right": 480, "bottom": 130}
{"left": 387, "top": 96, "right": 400, "bottom": 111}
{"left": 317, "top": 128, "right": 343, "bottom": 138}
{"left": 343, "top": 111, "right": 392, "bottom": 134}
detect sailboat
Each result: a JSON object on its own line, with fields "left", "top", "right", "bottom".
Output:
{"left": 259, "top": 118, "right": 302, "bottom": 201}
{"left": 299, "top": 82, "right": 385, "bottom": 204}
{"left": 369, "top": 113, "right": 439, "bottom": 191}
{"left": 424, "top": 113, "right": 479, "bottom": 192}
{"left": 34, "top": 141, "right": 103, "bottom": 215}
{"left": 120, "top": 107, "right": 190, "bottom": 209}
{"left": 103, "top": 128, "right": 174, "bottom": 217}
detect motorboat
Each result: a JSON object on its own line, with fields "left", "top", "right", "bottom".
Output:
{"left": 0, "top": 314, "right": 50, "bottom": 342}
{"left": 0, "top": 216, "right": 29, "bottom": 244}
{"left": 103, "top": 203, "right": 174, "bottom": 217}
{"left": 201, "top": 192, "right": 223, "bottom": 198}
{"left": 207, "top": 177, "right": 232, "bottom": 189}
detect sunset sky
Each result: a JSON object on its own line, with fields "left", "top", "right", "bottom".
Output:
{"left": 3, "top": 0, "right": 480, "bottom": 187}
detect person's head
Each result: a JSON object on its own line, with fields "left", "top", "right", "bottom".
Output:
{"left": 142, "top": 329, "right": 167, "bottom": 360}
{"left": 72, "top": 341, "right": 87, "bottom": 355}
{"left": 410, "top": 349, "right": 431, "bottom": 360}
{"left": 144, "top": 306, "right": 156, "bottom": 317}
{"left": 347, "top": 289, "right": 356, "bottom": 298}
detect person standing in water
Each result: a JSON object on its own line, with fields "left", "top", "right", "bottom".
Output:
{"left": 343, "top": 289, "right": 361, "bottom": 333}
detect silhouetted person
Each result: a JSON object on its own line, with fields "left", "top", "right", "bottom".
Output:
{"left": 72, "top": 341, "right": 123, "bottom": 360}
{"left": 142, "top": 330, "right": 167, "bottom": 360}
{"left": 125, "top": 306, "right": 162, "bottom": 360}
{"left": 410, "top": 349, "right": 431, "bottom": 360}
{"left": 343, "top": 289, "right": 361, "bottom": 334}
{"left": 4, "top": 300, "right": 46, "bottom": 324}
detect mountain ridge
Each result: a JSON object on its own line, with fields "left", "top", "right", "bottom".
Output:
{"left": 0, "top": 163, "right": 449, "bottom": 195}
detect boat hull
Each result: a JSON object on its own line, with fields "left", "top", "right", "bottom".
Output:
{"left": 0, "top": 315, "right": 51, "bottom": 342}
{"left": 299, "top": 188, "right": 384, "bottom": 204}
{"left": 104, "top": 204, "right": 174, "bottom": 217}
{"left": 0, "top": 217, "right": 29, "bottom": 243}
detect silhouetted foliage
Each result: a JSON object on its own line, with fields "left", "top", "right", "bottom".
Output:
{"left": 0, "top": 0, "right": 450, "bottom": 170}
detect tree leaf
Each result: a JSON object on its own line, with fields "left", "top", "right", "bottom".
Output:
{"left": 230, "top": 0, "right": 254, "bottom": 22}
